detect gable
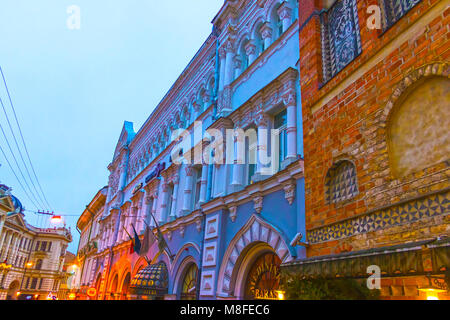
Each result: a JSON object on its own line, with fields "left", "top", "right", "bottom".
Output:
{"left": 112, "top": 121, "right": 135, "bottom": 161}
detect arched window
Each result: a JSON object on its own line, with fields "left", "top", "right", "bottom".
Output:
{"left": 325, "top": 160, "right": 358, "bottom": 204}
{"left": 180, "top": 264, "right": 198, "bottom": 300}
{"left": 388, "top": 76, "right": 450, "bottom": 177}
{"left": 244, "top": 252, "right": 281, "bottom": 300}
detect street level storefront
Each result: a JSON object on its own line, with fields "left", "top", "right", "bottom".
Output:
{"left": 281, "top": 238, "right": 450, "bottom": 300}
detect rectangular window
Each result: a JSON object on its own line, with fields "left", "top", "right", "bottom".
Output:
{"left": 47, "top": 242, "right": 52, "bottom": 252}
{"left": 38, "top": 278, "right": 43, "bottom": 290}
{"left": 35, "top": 241, "right": 40, "bottom": 251}
{"left": 246, "top": 138, "right": 257, "bottom": 185}
{"left": 40, "top": 241, "right": 47, "bottom": 251}
{"left": 167, "top": 185, "right": 174, "bottom": 218}
{"left": 274, "top": 110, "right": 288, "bottom": 169}
{"left": 193, "top": 168, "right": 202, "bottom": 209}
{"left": 30, "top": 278, "right": 38, "bottom": 290}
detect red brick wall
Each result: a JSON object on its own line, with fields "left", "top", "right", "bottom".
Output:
{"left": 299, "top": 0, "right": 450, "bottom": 256}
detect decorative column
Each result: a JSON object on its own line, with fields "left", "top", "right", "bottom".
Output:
{"left": 285, "top": 93, "right": 297, "bottom": 161}
{"left": 255, "top": 108, "right": 270, "bottom": 179}
{"left": 170, "top": 174, "right": 180, "bottom": 221}
{"left": 8, "top": 233, "right": 19, "bottom": 264}
{"left": 132, "top": 204, "right": 139, "bottom": 233}
{"left": 8, "top": 234, "right": 18, "bottom": 264}
{"left": 181, "top": 165, "right": 194, "bottom": 215}
{"left": 0, "top": 226, "right": 7, "bottom": 254}
{"left": 245, "top": 40, "right": 257, "bottom": 65}
{"left": 278, "top": 2, "right": 293, "bottom": 33}
{"left": 223, "top": 40, "right": 236, "bottom": 87}
{"left": 233, "top": 56, "right": 242, "bottom": 80}
{"left": 160, "top": 182, "right": 170, "bottom": 224}
{"left": 1, "top": 233, "right": 11, "bottom": 261}
{"left": 260, "top": 22, "right": 273, "bottom": 50}
{"left": 202, "top": 91, "right": 211, "bottom": 111}
{"left": 231, "top": 131, "right": 244, "bottom": 189}
{"left": 144, "top": 195, "right": 153, "bottom": 228}
{"left": 199, "top": 165, "right": 208, "bottom": 204}
{"left": 218, "top": 47, "right": 226, "bottom": 92}
{"left": 0, "top": 215, "right": 5, "bottom": 246}
{"left": 151, "top": 194, "right": 158, "bottom": 228}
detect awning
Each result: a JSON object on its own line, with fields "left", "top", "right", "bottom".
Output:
{"left": 129, "top": 261, "right": 168, "bottom": 299}
{"left": 281, "top": 238, "right": 450, "bottom": 278}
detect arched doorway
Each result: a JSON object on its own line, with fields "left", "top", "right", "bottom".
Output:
{"left": 243, "top": 252, "right": 281, "bottom": 300}
{"left": 179, "top": 264, "right": 198, "bottom": 300}
{"left": 120, "top": 273, "right": 131, "bottom": 300}
{"left": 110, "top": 274, "right": 118, "bottom": 300}
{"left": 6, "top": 280, "right": 20, "bottom": 300}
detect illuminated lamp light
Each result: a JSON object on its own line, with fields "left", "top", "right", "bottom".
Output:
{"left": 16, "top": 291, "right": 21, "bottom": 296}
{"left": 418, "top": 276, "right": 448, "bottom": 301}
{"left": 25, "top": 261, "right": 33, "bottom": 268}
{"left": 50, "top": 215, "right": 63, "bottom": 224}
{"left": 276, "top": 290, "right": 285, "bottom": 300}
{"left": 68, "top": 293, "right": 76, "bottom": 300}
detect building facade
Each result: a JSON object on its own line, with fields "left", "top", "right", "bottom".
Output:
{"left": 74, "top": 187, "right": 107, "bottom": 299}
{"left": 0, "top": 185, "right": 72, "bottom": 300}
{"left": 281, "top": 0, "right": 449, "bottom": 300}
{"left": 77, "top": 0, "right": 306, "bottom": 300}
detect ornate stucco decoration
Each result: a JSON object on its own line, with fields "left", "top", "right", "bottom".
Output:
{"left": 252, "top": 194, "right": 263, "bottom": 214}
{"left": 283, "top": 181, "right": 295, "bottom": 205}
{"left": 228, "top": 206, "right": 237, "bottom": 222}
{"left": 179, "top": 225, "right": 185, "bottom": 238}
{"left": 195, "top": 217, "right": 202, "bottom": 233}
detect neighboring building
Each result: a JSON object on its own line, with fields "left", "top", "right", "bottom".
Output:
{"left": 282, "top": 0, "right": 449, "bottom": 300}
{"left": 74, "top": 187, "right": 107, "bottom": 299}
{"left": 57, "top": 251, "right": 77, "bottom": 300}
{"left": 77, "top": 0, "right": 305, "bottom": 300}
{"left": 0, "top": 185, "right": 72, "bottom": 300}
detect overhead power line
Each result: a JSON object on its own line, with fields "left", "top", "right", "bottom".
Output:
{"left": 0, "top": 66, "right": 53, "bottom": 210}
{"left": 0, "top": 143, "right": 39, "bottom": 210}
{"left": 0, "top": 97, "right": 45, "bottom": 209}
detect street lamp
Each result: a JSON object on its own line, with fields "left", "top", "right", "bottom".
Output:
{"left": 50, "top": 215, "right": 63, "bottom": 224}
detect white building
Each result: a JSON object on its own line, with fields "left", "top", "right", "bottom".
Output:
{"left": 0, "top": 184, "right": 72, "bottom": 300}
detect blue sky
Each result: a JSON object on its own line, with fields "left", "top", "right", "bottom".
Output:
{"left": 0, "top": 0, "right": 223, "bottom": 252}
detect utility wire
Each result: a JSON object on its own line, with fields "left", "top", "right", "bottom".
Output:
{"left": 0, "top": 97, "right": 45, "bottom": 209}
{"left": 0, "top": 66, "right": 53, "bottom": 210}
{"left": 0, "top": 143, "right": 39, "bottom": 210}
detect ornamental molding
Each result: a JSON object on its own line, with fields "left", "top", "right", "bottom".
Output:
{"left": 307, "top": 189, "right": 450, "bottom": 245}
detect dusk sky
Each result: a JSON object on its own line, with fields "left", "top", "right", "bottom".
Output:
{"left": 0, "top": 0, "right": 223, "bottom": 252}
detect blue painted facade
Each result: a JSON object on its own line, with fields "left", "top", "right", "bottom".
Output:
{"left": 77, "top": 0, "right": 305, "bottom": 300}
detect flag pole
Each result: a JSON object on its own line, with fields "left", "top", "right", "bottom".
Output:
{"left": 146, "top": 211, "right": 175, "bottom": 260}
{"left": 122, "top": 226, "right": 132, "bottom": 240}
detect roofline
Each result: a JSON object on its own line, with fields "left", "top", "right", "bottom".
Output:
{"left": 128, "top": 32, "right": 216, "bottom": 150}
{"left": 76, "top": 186, "right": 108, "bottom": 230}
